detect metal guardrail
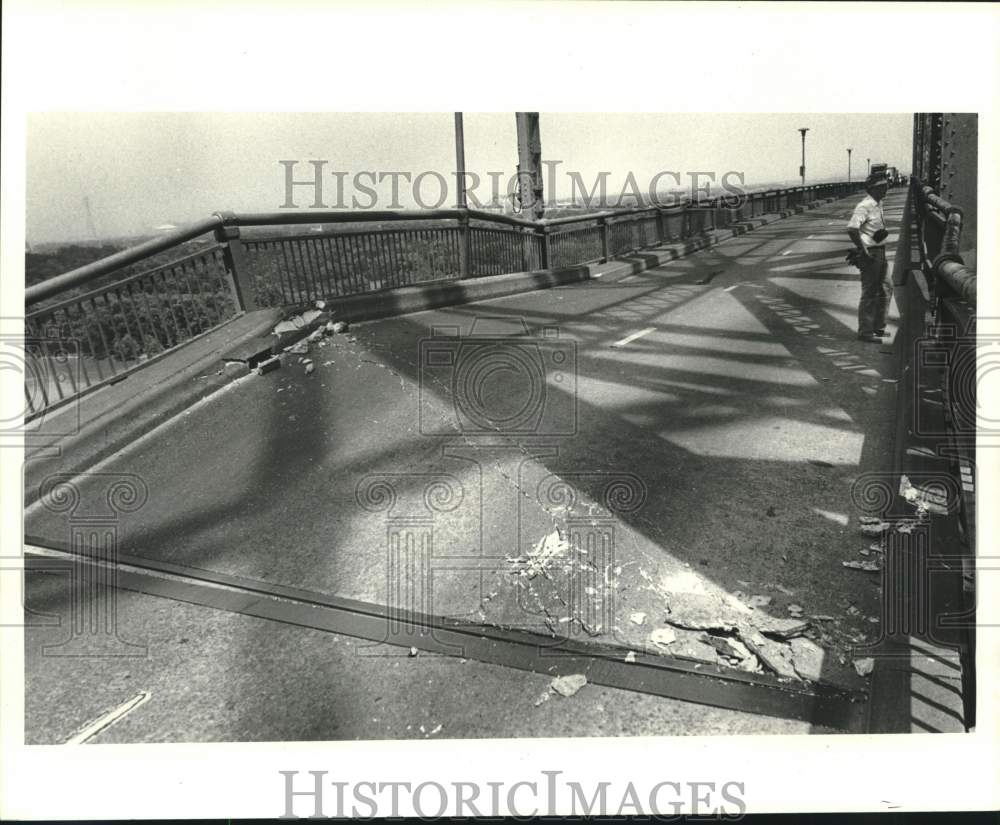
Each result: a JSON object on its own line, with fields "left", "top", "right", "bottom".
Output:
{"left": 910, "top": 177, "right": 977, "bottom": 304}
{"left": 24, "top": 181, "right": 860, "bottom": 418}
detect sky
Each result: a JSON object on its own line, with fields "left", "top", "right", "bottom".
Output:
{"left": 25, "top": 112, "right": 913, "bottom": 244}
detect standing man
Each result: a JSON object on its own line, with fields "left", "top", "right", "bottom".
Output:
{"left": 847, "top": 174, "right": 892, "bottom": 342}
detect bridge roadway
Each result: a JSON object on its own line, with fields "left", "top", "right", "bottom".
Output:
{"left": 24, "top": 192, "right": 909, "bottom": 741}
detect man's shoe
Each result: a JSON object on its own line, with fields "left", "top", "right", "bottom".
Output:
{"left": 857, "top": 333, "right": 884, "bottom": 343}
{"left": 874, "top": 328, "right": 887, "bottom": 336}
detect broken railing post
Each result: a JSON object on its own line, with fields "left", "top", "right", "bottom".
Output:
{"left": 600, "top": 216, "right": 610, "bottom": 263}
{"left": 213, "top": 211, "right": 257, "bottom": 313}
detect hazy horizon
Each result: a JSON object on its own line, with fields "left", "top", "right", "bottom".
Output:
{"left": 26, "top": 112, "right": 913, "bottom": 245}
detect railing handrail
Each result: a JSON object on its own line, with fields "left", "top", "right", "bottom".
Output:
{"left": 27, "top": 179, "right": 859, "bottom": 310}
{"left": 911, "top": 176, "right": 976, "bottom": 304}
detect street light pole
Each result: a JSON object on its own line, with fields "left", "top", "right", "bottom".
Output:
{"left": 867, "top": 157, "right": 871, "bottom": 177}
{"left": 454, "top": 112, "right": 467, "bottom": 209}
{"left": 798, "top": 128, "right": 809, "bottom": 186}
{"left": 847, "top": 148, "right": 853, "bottom": 183}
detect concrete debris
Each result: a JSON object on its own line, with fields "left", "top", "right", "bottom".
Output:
{"left": 315, "top": 300, "right": 327, "bottom": 310}
{"left": 895, "top": 520, "right": 920, "bottom": 534}
{"left": 307, "top": 328, "right": 324, "bottom": 343}
{"left": 550, "top": 673, "right": 588, "bottom": 698}
{"left": 753, "top": 615, "right": 810, "bottom": 640}
{"left": 847, "top": 605, "right": 861, "bottom": 616}
{"left": 843, "top": 560, "right": 881, "bottom": 572}
{"left": 287, "top": 341, "right": 310, "bottom": 356}
{"left": 737, "top": 580, "right": 751, "bottom": 588}
{"left": 534, "top": 690, "right": 551, "bottom": 707}
{"left": 408, "top": 647, "right": 418, "bottom": 657}
{"left": 629, "top": 612, "right": 647, "bottom": 626}
{"left": 699, "top": 633, "right": 748, "bottom": 661}
{"left": 332, "top": 321, "right": 350, "bottom": 334}
{"left": 649, "top": 627, "right": 677, "bottom": 648}
{"left": 748, "top": 595, "right": 772, "bottom": 608}
{"left": 811, "top": 615, "right": 837, "bottom": 622}
{"left": 624, "top": 651, "right": 637, "bottom": 663}
{"left": 518, "top": 529, "right": 571, "bottom": 579}
{"left": 900, "top": 474, "right": 949, "bottom": 516}
{"left": 743, "top": 632, "right": 799, "bottom": 680}
{"left": 256, "top": 355, "right": 282, "bottom": 376}
{"left": 869, "top": 542, "right": 884, "bottom": 553}
{"left": 772, "top": 583, "right": 795, "bottom": 596}
{"left": 853, "top": 657, "right": 875, "bottom": 677}
{"left": 661, "top": 593, "right": 744, "bottom": 633}
{"left": 790, "top": 637, "right": 825, "bottom": 681}
{"left": 274, "top": 309, "right": 323, "bottom": 336}
{"left": 429, "top": 723, "right": 442, "bottom": 735}
{"left": 787, "top": 603, "right": 804, "bottom": 616}
{"left": 860, "top": 520, "right": 891, "bottom": 536}
{"left": 304, "top": 363, "right": 316, "bottom": 375}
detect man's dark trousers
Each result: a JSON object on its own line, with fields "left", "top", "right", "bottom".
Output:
{"left": 858, "top": 246, "right": 892, "bottom": 335}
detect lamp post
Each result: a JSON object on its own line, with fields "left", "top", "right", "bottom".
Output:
{"left": 867, "top": 158, "right": 871, "bottom": 177}
{"left": 847, "top": 148, "right": 852, "bottom": 183}
{"left": 454, "top": 112, "right": 467, "bottom": 209}
{"left": 798, "top": 127, "right": 809, "bottom": 186}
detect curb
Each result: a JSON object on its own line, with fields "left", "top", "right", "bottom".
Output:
{"left": 23, "top": 195, "right": 844, "bottom": 497}
{"left": 23, "top": 311, "right": 327, "bottom": 506}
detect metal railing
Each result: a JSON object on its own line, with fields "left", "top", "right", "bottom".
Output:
{"left": 24, "top": 180, "right": 860, "bottom": 419}
{"left": 911, "top": 177, "right": 977, "bottom": 304}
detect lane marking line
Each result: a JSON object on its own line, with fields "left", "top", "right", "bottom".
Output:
{"left": 64, "top": 691, "right": 151, "bottom": 744}
{"left": 611, "top": 327, "right": 657, "bottom": 347}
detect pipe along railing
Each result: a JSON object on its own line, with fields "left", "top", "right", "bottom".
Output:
{"left": 24, "top": 181, "right": 861, "bottom": 419}
{"left": 911, "top": 177, "right": 977, "bottom": 304}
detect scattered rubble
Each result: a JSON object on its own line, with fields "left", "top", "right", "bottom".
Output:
{"left": 649, "top": 627, "right": 677, "bottom": 648}
{"left": 790, "top": 637, "right": 825, "bottom": 681}
{"left": 550, "top": 673, "right": 588, "bottom": 698}
{"left": 256, "top": 355, "right": 281, "bottom": 376}
{"left": 629, "top": 612, "right": 647, "bottom": 626}
{"left": 860, "top": 517, "right": 891, "bottom": 536}
{"left": 843, "top": 560, "right": 881, "bottom": 572}
{"left": 304, "top": 363, "right": 315, "bottom": 375}
{"left": 748, "top": 595, "right": 772, "bottom": 609}
{"left": 853, "top": 658, "right": 875, "bottom": 677}
{"left": 624, "top": 651, "right": 637, "bottom": 663}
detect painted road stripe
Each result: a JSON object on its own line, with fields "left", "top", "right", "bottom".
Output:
{"left": 611, "top": 327, "right": 657, "bottom": 347}
{"left": 65, "top": 691, "right": 151, "bottom": 744}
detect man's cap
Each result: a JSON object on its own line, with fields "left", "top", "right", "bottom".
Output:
{"left": 865, "top": 173, "right": 889, "bottom": 188}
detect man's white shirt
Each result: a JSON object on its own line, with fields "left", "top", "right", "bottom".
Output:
{"left": 847, "top": 195, "right": 886, "bottom": 248}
